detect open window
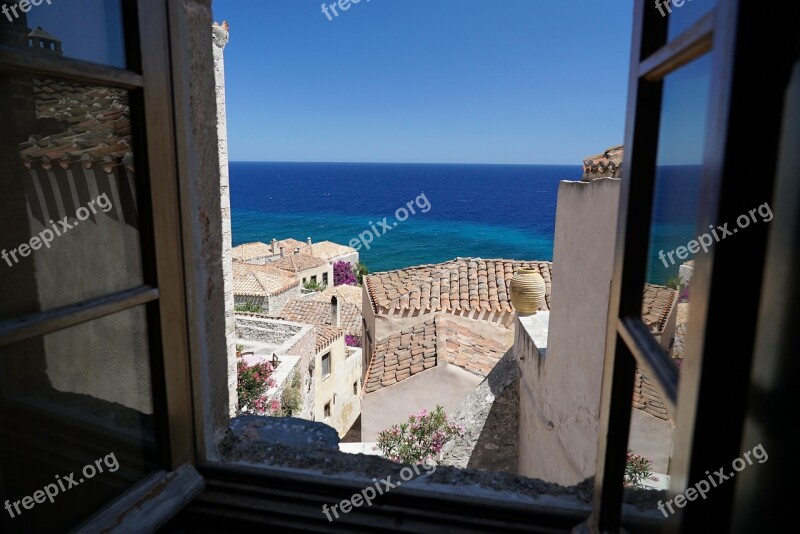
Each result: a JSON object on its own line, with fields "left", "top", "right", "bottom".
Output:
{"left": 0, "top": 1, "right": 200, "bottom": 531}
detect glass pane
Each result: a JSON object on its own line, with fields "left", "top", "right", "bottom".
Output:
{"left": 643, "top": 53, "right": 711, "bottom": 362}
{"left": 0, "top": 75, "right": 144, "bottom": 321}
{"left": 626, "top": 54, "right": 713, "bottom": 520}
{"left": 0, "top": 0, "right": 126, "bottom": 68}
{"left": 665, "top": 0, "right": 716, "bottom": 41}
{"left": 623, "top": 404, "right": 672, "bottom": 526}
{"left": 0, "top": 306, "right": 157, "bottom": 532}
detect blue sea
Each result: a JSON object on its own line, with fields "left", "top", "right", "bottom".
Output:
{"left": 230, "top": 162, "right": 700, "bottom": 285}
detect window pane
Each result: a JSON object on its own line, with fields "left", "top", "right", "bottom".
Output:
{"left": 0, "top": 0, "right": 126, "bottom": 68}
{"left": 0, "top": 75, "right": 144, "bottom": 321}
{"left": 665, "top": 0, "right": 716, "bottom": 41}
{"left": 642, "top": 54, "right": 711, "bottom": 370}
{"left": 627, "top": 54, "right": 712, "bottom": 517}
{"left": 0, "top": 306, "right": 157, "bottom": 532}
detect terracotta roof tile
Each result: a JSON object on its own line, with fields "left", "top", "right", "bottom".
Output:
{"left": 231, "top": 242, "right": 274, "bottom": 262}
{"left": 232, "top": 262, "right": 299, "bottom": 297}
{"left": 365, "top": 258, "right": 552, "bottom": 316}
{"left": 309, "top": 241, "right": 357, "bottom": 261}
{"left": 315, "top": 324, "right": 344, "bottom": 353}
{"left": 632, "top": 368, "right": 670, "bottom": 421}
{"left": 272, "top": 253, "right": 328, "bottom": 274}
{"left": 363, "top": 315, "right": 511, "bottom": 394}
{"left": 641, "top": 283, "right": 678, "bottom": 334}
{"left": 308, "top": 284, "right": 363, "bottom": 307}
{"left": 20, "top": 79, "right": 132, "bottom": 170}
{"left": 271, "top": 299, "right": 360, "bottom": 337}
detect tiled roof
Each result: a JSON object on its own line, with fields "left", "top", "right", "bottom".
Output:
{"left": 276, "top": 238, "right": 308, "bottom": 254}
{"left": 582, "top": 145, "right": 623, "bottom": 180}
{"left": 271, "top": 299, "right": 361, "bottom": 337}
{"left": 365, "top": 258, "right": 552, "bottom": 316}
{"left": 641, "top": 284, "right": 678, "bottom": 334}
{"left": 231, "top": 242, "right": 273, "bottom": 262}
{"left": 309, "top": 241, "right": 357, "bottom": 261}
{"left": 272, "top": 253, "right": 328, "bottom": 274}
{"left": 315, "top": 324, "right": 344, "bottom": 353}
{"left": 16, "top": 79, "right": 138, "bottom": 229}
{"left": 632, "top": 368, "right": 669, "bottom": 421}
{"left": 308, "top": 285, "right": 363, "bottom": 307}
{"left": 633, "top": 284, "right": 679, "bottom": 421}
{"left": 232, "top": 262, "right": 299, "bottom": 297}
{"left": 364, "top": 315, "right": 511, "bottom": 394}
{"left": 20, "top": 79, "right": 132, "bottom": 171}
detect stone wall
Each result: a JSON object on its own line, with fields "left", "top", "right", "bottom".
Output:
{"left": 168, "top": 0, "right": 230, "bottom": 456}
{"left": 212, "top": 19, "right": 237, "bottom": 418}
{"left": 441, "top": 349, "right": 519, "bottom": 473}
{"left": 235, "top": 316, "right": 303, "bottom": 345}
{"left": 267, "top": 285, "right": 300, "bottom": 315}
{"left": 285, "top": 325, "right": 317, "bottom": 419}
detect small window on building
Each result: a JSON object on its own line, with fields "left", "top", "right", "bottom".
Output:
{"left": 353, "top": 381, "right": 358, "bottom": 395}
{"left": 324, "top": 402, "right": 331, "bottom": 419}
{"left": 323, "top": 272, "right": 328, "bottom": 285}
{"left": 322, "top": 352, "right": 331, "bottom": 377}
{"left": 311, "top": 275, "right": 317, "bottom": 284}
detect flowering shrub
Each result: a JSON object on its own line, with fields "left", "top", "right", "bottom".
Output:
{"left": 333, "top": 261, "right": 357, "bottom": 286}
{"left": 376, "top": 405, "right": 464, "bottom": 464}
{"left": 345, "top": 335, "right": 362, "bottom": 348}
{"left": 237, "top": 359, "right": 280, "bottom": 416}
{"left": 624, "top": 449, "right": 657, "bottom": 489}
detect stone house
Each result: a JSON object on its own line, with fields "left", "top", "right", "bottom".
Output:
{"left": 232, "top": 238, "right": 358, "bottom": 269}
{"left": 232, "top": 261, "right": 300, "bottom": 314}
{"left": 312, "top": 325, "right": 361, "bottom": 437}
{"left": 272, "top": 251, "right": 332, "bottom": 288}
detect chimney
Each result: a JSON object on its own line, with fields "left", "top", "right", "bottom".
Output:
{"left": 307, "top": 237, "right": 313, "bottom": 255}
{"left": 279, "top": 246, "right": 285, "bottom": 257}
{"left": 272, "top": 238, "right": 278, "bottom": 255}
{"left": 294, "top": 247, "right": 300, "bottom": 254}
{"left": 331, "top": 296, "right": 341, "bottom": 327}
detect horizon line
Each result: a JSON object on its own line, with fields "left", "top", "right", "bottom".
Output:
{"left": 227, "top": 160, "right": 583, "bottom": 166}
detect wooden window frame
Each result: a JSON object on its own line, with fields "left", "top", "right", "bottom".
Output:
{"left": 5, "top": 0, "right": 792, "bottom": 531}
{"left": 591, "top": 1, "right": 797, "bottom": 531}
{"left": 0, "top": 0, "right": 199, "bottom": 529}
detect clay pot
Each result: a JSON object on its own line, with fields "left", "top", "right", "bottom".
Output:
{"left": 510, "top": 268, "right": 546, "bottom": 314}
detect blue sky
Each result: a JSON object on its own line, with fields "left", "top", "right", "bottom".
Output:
{"left": 212, "top": 0, "right": 633, "bottom": 164}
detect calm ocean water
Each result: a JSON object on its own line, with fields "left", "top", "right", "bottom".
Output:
{"left": 230, "top": 162, "right": 699, "bottom": 285}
